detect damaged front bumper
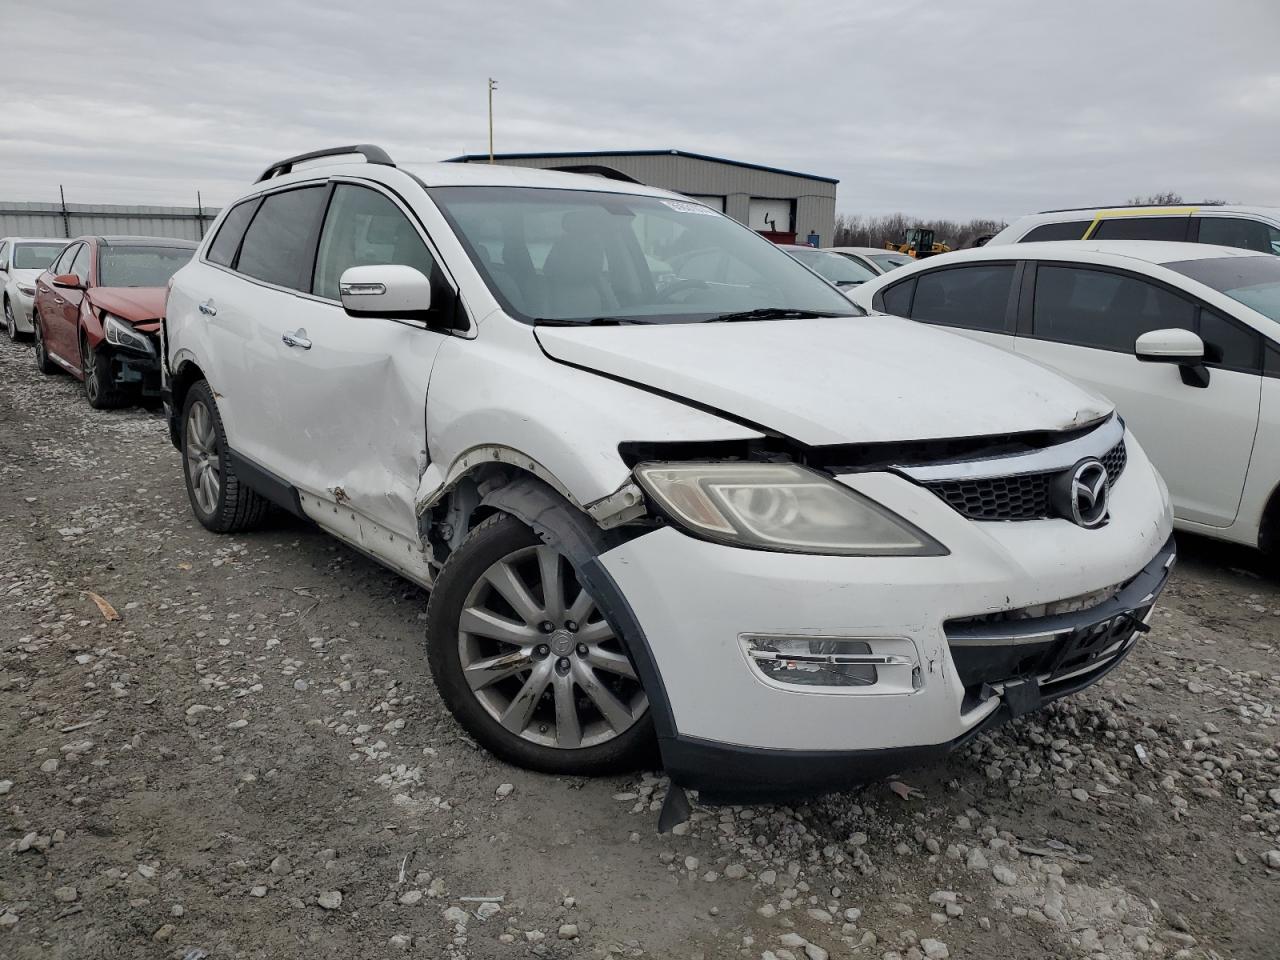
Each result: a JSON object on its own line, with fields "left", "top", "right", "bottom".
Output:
{"left": 592, "top": 436, "right": 1174, "bottom": 802}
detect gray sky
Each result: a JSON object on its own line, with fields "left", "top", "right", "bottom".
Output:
{"left": 3, "top": 0, "right": 1277, "bottom": 221}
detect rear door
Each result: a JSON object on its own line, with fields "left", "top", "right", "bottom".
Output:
{"left": 207, "top": 184, "right": 329, "bottom": 480}
{"left": 278, "top": 179, "right": 455, "bottom": 546}
{"left": 1013, "top": 262, "right": 1261, "bottom": 526}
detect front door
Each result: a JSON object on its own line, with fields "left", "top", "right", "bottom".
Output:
{"left": 276, "top": 181, "right": 452, "bottom": 547}
{"left": 1014, "top": 263, "right": 1261, "bottom": 527}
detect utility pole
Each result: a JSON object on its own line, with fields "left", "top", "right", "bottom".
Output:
{"left": 58, "top": 185, "right": 71, "bottom": 238}
{"left": 488, "top": 78, "right": 497, "bottom": 164}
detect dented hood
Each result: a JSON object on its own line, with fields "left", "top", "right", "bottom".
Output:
{"left": 87, "top": 286, "right": 166, "bottom": 323}
{"left": 535, "top": 315, "right": 1112, "bottom": 446}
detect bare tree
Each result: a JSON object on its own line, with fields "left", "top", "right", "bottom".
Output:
{"left": 1126, "top": 191, "right": 1184, "bottom": 205}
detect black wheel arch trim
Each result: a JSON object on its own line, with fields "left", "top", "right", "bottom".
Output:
{"left": 224, "top": 448, "right": 306, "bottom": 518}
{"left": 479, "top": 476, "right": 678, "bottom": 744}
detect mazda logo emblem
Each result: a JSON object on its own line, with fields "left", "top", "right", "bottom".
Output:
{"left": 1051, "top": 458, "right": 1110, "bottom": 528}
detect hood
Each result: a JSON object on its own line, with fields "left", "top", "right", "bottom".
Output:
{"left": 535, "top": 315, "right": 1112, "bottom": 446}
{"left": 86, "top": 286, "right": 166, "bottom": 323}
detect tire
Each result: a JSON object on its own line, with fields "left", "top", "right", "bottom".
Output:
{"left": 32, "top": 311, "right": 57, "bottom": 374}
{"left": 426, "top": 512, "right": 655, "bottom": 775}
{"left": 180, "top": 379, "right": 270, "bottom": 533}
{"left": 4, "top": 296, "right": 18, "bottom": 341}
{"left": 80, "top": 335, "right": 128, "bottom": 409}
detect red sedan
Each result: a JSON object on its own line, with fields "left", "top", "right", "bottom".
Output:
{"left": 33, "top": 235, "right": 196, "bottom": 408}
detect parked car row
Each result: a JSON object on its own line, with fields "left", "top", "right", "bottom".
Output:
{"left": 3, "top": 151, "right": 1270, "bottom": 816}
{"left": 1, "top": 234, "right": 196, "bottom": 406}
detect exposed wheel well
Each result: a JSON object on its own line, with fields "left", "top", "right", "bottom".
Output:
{"left": 425, "top": 463, "right": 540, "bottom": 565}
{"left": 167, "top": 360, "right": 207, "bottom": 449}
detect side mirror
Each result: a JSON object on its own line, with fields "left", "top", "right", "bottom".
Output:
{"left": 339, "top": 264, "right": 433, "bottom": 322}
{"left": 1135, "top": 328, "right": 1209, "bottom": 388}
{"left": 52, "top": 273, "right": 84, "bottom": 290}
{"left": 1135, "top": 328, "right": 1204, "bottom": 363}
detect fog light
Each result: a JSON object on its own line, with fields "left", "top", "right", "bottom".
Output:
{"left": 743, "top": 636, "right": 898, "bottom": 687}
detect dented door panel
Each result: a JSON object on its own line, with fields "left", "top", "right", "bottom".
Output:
{"left": 273, "top": 299, "right": 446, "bottom": 542}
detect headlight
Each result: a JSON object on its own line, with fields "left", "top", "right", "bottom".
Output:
{"left": 103, "top": 313, "right": 154, "bottom": 355}
{"left": 633, "top": 462, "right": 946, "bottom": 556}
{"left": 16, "top": 282, "right": 35, "bottom": 296}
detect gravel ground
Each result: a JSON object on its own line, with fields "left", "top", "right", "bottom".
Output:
{"left": 2, "top": 339, "right": 1278, "bottom": 960}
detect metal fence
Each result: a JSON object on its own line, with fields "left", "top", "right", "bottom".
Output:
{"left": 0, "top": 199, "right": 221, "bottom": 242}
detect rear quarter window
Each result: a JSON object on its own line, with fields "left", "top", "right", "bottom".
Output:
{"left": 1019, "top": 221, "right": 1091, "bottom": 242}
{"left": 879, "top": 277, "right": 915, "bottom": 316}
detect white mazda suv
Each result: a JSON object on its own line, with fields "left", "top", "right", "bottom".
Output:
{"left": 163, "top": 146, "right": 1174, "bottom": 815}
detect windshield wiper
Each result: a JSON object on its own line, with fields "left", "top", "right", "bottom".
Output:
{"left": 531, "top": 316, "right": 650, "bottom": 327}
{"left": 702, "top": 307, "right": 850, "bottom": 323}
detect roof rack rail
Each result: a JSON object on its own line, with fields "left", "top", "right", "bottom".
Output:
{"left": 1036, "top": 201, "right": 1210, "bottom": 214}
{"left": 547, "top": 164, "right": 643, "bottom": 185}
{"left": 257, "top": 144, "right": 395, "bottom": 183}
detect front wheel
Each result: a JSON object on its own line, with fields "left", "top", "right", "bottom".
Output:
{"left": 426, "top": 513, "right": 654, "bottom": 775}
{"left": 181, "top": 380, "right": 270, "bottom": 533}
{"left": 4, "top": 297, "right": 19, "bottom": 341}
{"left": 33, "top": 312, "right": 57, "bottom": 374}
{"left": 81, "top": 336, "right": 127, "bottom": 409}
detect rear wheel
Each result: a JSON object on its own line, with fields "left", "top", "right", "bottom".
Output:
{"left": 426, "top": 513, "right": 653, "bottom": 775}
{"left": 80, "top": 335, "right": 127, "bottom": 409}
{"left": 32, "top": 311, "right": 56, "bottom": 374}
{"left": 181, "top": 380, "right": 270, "bottom": 533}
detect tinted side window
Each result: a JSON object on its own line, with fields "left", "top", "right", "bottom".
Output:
{"left": 1092, "top": 216, "right": 1189, "bottom": 241}
{"left": 910, "top": 264, "right": 1014, "bottom": 332}
{"left": 52, "top": 243, "right": 78, "bottom": 276}
{"left": 1199, "top": 308, "right": 1260, "bottom": 372}
{"left": 70, "top": 244, "right": 91, "bottom": 282}
{"left": 312, "top": 185, "right": 436, "bottom": 301}
{"left": 880, "top": 277, "right": 915, "bottom": 316}
{"left": 1196, "top": 217, "right": 1280, "bottom": 255}
{"left": 207, "top": 199, "right": 259, "bottom": 267}
{"left": 1020, "top": 221, "right": 1091, "bottom": 242}
{"left": 236, "top": 187, "right": 328, "bottom": 290}
{"left": 1266, "top": 341, "right": 1280, "bottom": 378}
{"left": 0, "top": 241, "right": 9, "bottom": 268}
{"left": 1032, "top": 265, "right": 1196, "bottom": 350}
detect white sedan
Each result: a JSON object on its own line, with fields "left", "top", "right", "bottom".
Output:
{"left": 827, "top": 246, "right": 915, "bottom": 275}
{"left": 850, "top": 240, "right": 1280, "bottom": 553}
{"left": 0, "top": 237, "right": 68, "bottom": 339}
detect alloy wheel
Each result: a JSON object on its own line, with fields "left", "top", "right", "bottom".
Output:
{"left": 457, "top": 545, "right": 646, "bottom": 749}
{"left": 185, "top": 399, "right": 222, "bottom": 515}
{"left": 3, "top": 299, "right": 14, "bottom": 340}
{"left": 81, "top": 339, "right": 99, "bottom": 404}
{"left": 34, "top": 317, "right": 46, "bottom": 365}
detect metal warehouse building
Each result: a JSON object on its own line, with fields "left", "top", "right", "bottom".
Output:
{"left": 450, "top": 149, "right": 838, "bottom": 247}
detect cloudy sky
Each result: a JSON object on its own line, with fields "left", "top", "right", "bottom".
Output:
{"left": 2, "top": 0, "right": 1277, "bottom": 221}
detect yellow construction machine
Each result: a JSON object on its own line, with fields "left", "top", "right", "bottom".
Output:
{"left": 885, "top": 227, "right": 951, "bottom": 259}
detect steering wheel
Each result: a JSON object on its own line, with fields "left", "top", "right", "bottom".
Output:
{"left": 655, "top": 278, "right": 710, "bottom": 303}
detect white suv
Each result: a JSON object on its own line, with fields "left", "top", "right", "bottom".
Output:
{"left": 163, "top": 145, "right": 1174, "bottom": 809}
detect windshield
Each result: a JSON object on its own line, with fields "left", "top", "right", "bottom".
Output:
{"left": 1164, "top": 255, "right": 1280, "bottom": 323}
{"left": 98, "top": 246, "right": 193, "bottom": 287}
{"left": 786, "top": 247, "right": 877, "bottom": 286}
{"left": 13, "top": 242, "right": 65, "bottom": 270}
{"left": 869, "top": 253, "right": 913, "bottom": 272}
{"left": 429, "top": 186, "right": 859, "bottom": 324}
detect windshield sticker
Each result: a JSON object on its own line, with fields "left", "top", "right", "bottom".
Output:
{"left": 661, "top": 199, "right": 719, "bottom": 216}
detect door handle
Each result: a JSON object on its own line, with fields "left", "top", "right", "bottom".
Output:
{"left": 282, "top": 330, "right": 312, "bottom": 350}
{"left": 198, "top": 300, "right": 217, "bottom": 317}
{"left": 54, "top": 296, "right": 64, "bottom": 304}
